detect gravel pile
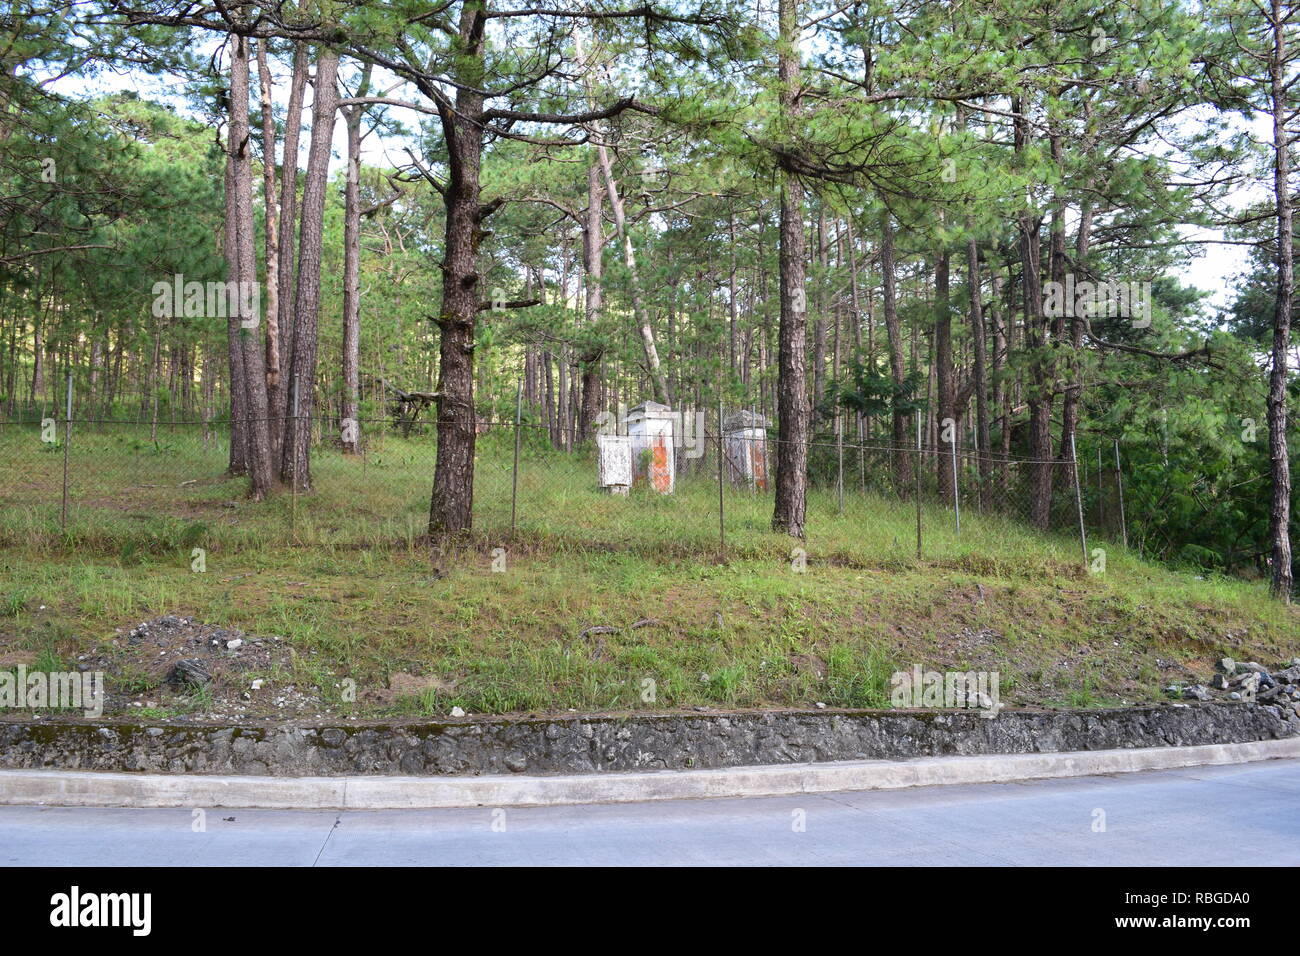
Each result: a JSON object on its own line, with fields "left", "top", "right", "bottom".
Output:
{"left": 1171, "top": 657, "right": 1300, "bottom": 711}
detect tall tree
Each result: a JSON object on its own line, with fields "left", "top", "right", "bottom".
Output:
{"left": 271, "top": 40, "right": 308, "bottom": 452}
{"left": 229, "top": 31, "right": 274, "bottom": 498}
{"left": 1263, "top": 0, "right": 1295, "bottom": 600}
{"left": 339, "top": 61, "right": 373, "bottom": 455}
{"left": 772, "top": 0, "right": 808, "bottom": 536}
{"left": 280, "top": 45, "right": 339, "bottom": 489}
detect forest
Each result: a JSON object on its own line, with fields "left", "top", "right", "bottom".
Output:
{"left": 1, "top": 0, "right": 1297, "bottom": 599}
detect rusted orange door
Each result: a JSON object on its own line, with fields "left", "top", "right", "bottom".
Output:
{"left": 650, "top": 438, "right": 671, "bottom": 492}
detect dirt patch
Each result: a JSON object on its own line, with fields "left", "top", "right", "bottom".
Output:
{"left": 0, "top": 648, "right": 37, "bottom": 667}
{"left": 75, "top": 615, "right": 344, "bottom": 723}
{"left": 790, "top": 653, "right": 828, "bottom": 680}
{"left": 367, "top": 672, "right": 457, "bottom": 707}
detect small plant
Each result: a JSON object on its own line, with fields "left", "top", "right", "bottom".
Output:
{"left": 116, "top": 666, "right": 160, "bottom": 695}
{"left": 704, "top": 664, "right": 745, "bottom": 703}
{"left": 1, "top": 587, "right": 31, "bottom": 616}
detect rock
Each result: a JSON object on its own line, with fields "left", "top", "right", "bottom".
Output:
{"left": 449, "top": 706, "right": 466, "bottom": 718}
{"left": 1228, "top": 692, "right": 1242, "bottom": 701}
{"left": 250, "top": 679, "right": 264, "bottom": 690}
{"left": 1217, "top": 658, "right": 1236, "bottom": 675}
{"left": 814, "top": 702, "right": 827, "bottom": 709}
{"left": 167, "top": 658, "right": 211, "bottom": 688}
{"left": 225, "top": 638, "right": 243, "bottom": 651}
{"left": 1274, "top": 666, "right": 1300, "bottom": 683}
{"left": 1210, "top": 674, "right": 1230, "bottom": 690}
{"left": 504, "top": 755, "right": 527, "bottom": 773}
{"left": 1181, "top": 685, "right": 1212, "bottom": 702}
{"left": 1237, "top": 662, "right": 1270, "bottom": 676}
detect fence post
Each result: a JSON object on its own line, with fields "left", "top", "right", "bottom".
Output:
{"left": 914, "top": 414, "right": 923, "bottom": 559}
{"left": 1114, "top": 438, "right": 1128, "bottom": 549}
{"left": 511, "top": 377, "right": 522, "bottom": 536}
{"left": 836, "top": 412, "right": 844, "bottom": 514}
{"left": 1070, "top": 433, "right": 1088, "bottom": 567}
{"left": 1097, "top": 445, "right": 1104, "bottom": 527}
{"left": 717, "top": 396, "right": 725, "bottom": 559}
{"left": 950, "top": 428, "right": 960, "bottom": 538}
{"left": 61, "top": 371, "right": 72, "bottom": 533}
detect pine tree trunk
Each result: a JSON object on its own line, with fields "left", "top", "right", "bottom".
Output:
{"left": 596, "top": 142, "right": 671, "bottom": 406}
{"left": 579, "top": 161, "right": 604, "bottom": 439}
{"left": 280, "top": 46, "right": 339, "bottom": 490}
{"left": 880, "top": 209, "right": 911, "bottom": 492}
{"left": 772, "top": 0, "right": 808, "bottom": 537}
{"left": 1268, "top": 0, "right": 1294, "bottom": 600}
{"left": 428, "top": 6, "right": 488, "bottom": 545}
{"left": 340, "top": 65, "right": 371, "bottom": 456}
{"left": 223, "top": 143, "right": 248, "bottom": 475}
{"left": 255, "top": 39, "right": 282, "bottom": 459}
{"left": 272, "top": 41, "right": 308, "bottom": 439}
{"left": 230, "top": 34, "right": 274, "bottom": 499}
{"left": 967, "top": 238, "right": 990, "bottom": 485}
{"left": 1015, "top": 97, "right": 1053, "bottom": 530}
{"left": 812, "top": 211, "right": 827, "bottom": 411}
{"left": 934, "top": 250, "right": 955, "bottom": 499}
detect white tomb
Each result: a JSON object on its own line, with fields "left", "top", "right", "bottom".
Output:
{"left": 626, "top": 400, "right": 675, "bottom": 493}
{"left": 723, "top": 410, "right": 769, "bottom": 490}
{"left": 596, "top": 434, "right": 632, "bottom": 495}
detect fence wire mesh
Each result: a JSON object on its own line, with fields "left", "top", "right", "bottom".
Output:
{"left": 0, "top": 409, "right": 1145, "bottom": 569}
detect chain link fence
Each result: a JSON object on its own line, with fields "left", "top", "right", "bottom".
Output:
{"left": 0, "top": 402, "right": 1152, "bottom": 570}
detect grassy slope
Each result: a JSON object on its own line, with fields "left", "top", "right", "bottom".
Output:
{"left": 1, "top": 425, "right": 1297, "bottom": 717}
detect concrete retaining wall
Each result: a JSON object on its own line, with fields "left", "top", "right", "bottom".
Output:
{"left": 1, "top": 702, "right": 1296, "bottom": 777}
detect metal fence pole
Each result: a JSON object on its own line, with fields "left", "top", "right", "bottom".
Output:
{"left": 1070, "top": 433, "right": 1088, "bottom": 567}
{"left": 915, "top": 414, "right": 923, "bottom": 559}
{"left": 950, "top": 429, "right": 961, "bottom": 538}
{"left": 511, "top": 378, "right": 522, "bottom": 536}
{"left": 1097, "top": 445, "right": 1104, "bottom": 528}
{"left": 1114, "top": 438, "right": 1128, "bottom": 549}
{"left": 717, "top": 397, "right": 725, "bottom": 559}
{"left": 836, "top": 412, "right": 844, "bottom": 514}
{"left": 60, "top": 371, "right": 72, "bottom": 533}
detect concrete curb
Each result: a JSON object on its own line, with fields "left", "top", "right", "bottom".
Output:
{"left": 2, "top": 736, "right": 1298, "bottom": 809}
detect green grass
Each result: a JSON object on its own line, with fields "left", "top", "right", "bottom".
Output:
{"left": 1, "top": 422, "right": 1297, "bottom": 718}
{"left": 1, "top": 421, "right": 1092, "bottom": 570}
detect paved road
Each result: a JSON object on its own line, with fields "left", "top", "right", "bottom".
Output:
{"left": 2, "top": 759, "right": 1297, "bottom": 866}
